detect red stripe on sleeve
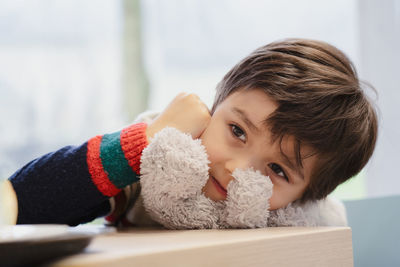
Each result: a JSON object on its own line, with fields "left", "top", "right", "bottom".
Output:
{"left": 120, "top": 123, "right": 148, "bottom": 175}
{"left": 87, "top": 135, "right": 121, "bottom": 197}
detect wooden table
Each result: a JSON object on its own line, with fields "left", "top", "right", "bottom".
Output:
{"left": 48, "top": 227, "right": 353, "bottom": 267}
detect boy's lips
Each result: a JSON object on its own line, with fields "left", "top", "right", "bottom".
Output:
{"left": 210, "top": 175, "right": 227, "bottom": 197}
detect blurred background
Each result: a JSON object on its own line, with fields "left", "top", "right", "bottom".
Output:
{"left": 0, "top": 0, "right": 399, "bottom": 201}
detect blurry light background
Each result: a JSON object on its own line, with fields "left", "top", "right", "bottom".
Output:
{"left": 0, "top": 0, "right": 399, "bottom": 201}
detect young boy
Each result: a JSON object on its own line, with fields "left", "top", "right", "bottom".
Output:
{"left": 7, "top": 38, "right": 377, "bottom": 226}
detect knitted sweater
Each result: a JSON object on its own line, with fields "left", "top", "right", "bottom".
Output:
{"left": 8, "top": 123, "right": 148, "bottom": 225}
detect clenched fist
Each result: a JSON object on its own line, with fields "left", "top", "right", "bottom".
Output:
{"left": 146, "top": 93, "right": 211, "bottom": 141}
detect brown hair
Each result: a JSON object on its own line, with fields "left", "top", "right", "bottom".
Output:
{"left": 212, "top": 38, "right": 378, "bottom": 202}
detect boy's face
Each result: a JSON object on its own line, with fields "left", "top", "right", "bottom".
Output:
{"left": 200, "top": 89, "right": 317, "bottom": 210}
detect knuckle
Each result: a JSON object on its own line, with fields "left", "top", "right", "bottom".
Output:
{"left": 199, "top": 108, "right": 211, "bottom": 119}
{"left": 175, "top": 92, "right": 187, "bottom": 100}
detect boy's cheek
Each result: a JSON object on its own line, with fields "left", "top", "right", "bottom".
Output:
{"left": 201, "top": 132, "right": 227, "bottom": 165}
{"left": 268, "top": 191, "right": 286, "bottom": 210}
{"left": 268, "top": 184, "right": 304, "bottom": 210}
{"left": 200, "top": 123, "right": 226, "bottom": 163}
{"left": 202, "top": 141, "right": 223, "bottom": 165}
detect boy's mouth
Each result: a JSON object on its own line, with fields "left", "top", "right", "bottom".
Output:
{"left": 210, "top": 175, "right": 227, "bottom": 197}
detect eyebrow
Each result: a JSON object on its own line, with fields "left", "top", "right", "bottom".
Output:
{"left": 231, "top": 107, "right": 261, "bottom": 134}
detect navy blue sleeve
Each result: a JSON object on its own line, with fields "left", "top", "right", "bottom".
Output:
{"left": 9, "top": 143, "right": 111, "bottom": 226}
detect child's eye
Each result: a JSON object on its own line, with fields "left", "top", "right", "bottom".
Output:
{"left": 268, "top": 163, "right": 289, "bottom": 182}
{"left": 230, "top": 124, "right": 246, "bottom": 142}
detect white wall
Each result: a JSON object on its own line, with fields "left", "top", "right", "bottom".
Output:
{"left": 0, "top": 1, "right": 124, "bottom": 178}
{"left": 141, "top": 0, "right": 360, "bottom": 109}
{"left": 359, "top": 0, "right": 400, "bottom": 197}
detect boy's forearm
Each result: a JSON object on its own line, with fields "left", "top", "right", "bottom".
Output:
{"left": 8, "top": 123, "right": 148, "bottom": 225}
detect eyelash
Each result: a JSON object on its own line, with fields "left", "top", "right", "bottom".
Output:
{"left": 268, "top": 163, "right": 289, "bottom": 182}
{"left": 229, "top": 123, "right": 289, "bottom": 183}
{"left": 229, "top": 124, "right": 247, "bottom": 142}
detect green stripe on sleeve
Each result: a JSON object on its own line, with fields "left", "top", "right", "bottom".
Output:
{"left": 99, "top": 131, "right": 140, "bottom": 188}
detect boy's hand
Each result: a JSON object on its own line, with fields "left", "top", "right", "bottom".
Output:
{"left": 146, "top": 93, "right": 211, "bottom": 141}
{"left": 0, "top": 180, "right": 18, "bottom": 225}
